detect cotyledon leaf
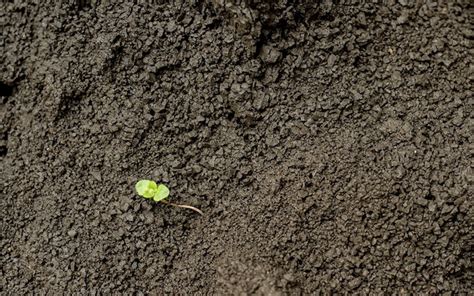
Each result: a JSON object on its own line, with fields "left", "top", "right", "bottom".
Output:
{"left": 153, "top": 184, "right": 170, "bottom": 202}
{"left": 135, "top": 180, "right": 158, "bottom": 198}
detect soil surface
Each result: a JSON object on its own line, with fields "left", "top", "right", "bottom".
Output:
{"left": 1, "top": 1, "right": 473, "bottom": 294}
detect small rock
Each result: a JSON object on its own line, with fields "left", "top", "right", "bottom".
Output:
{"left": 90, "top": 170, "right": 102, "bottom": 181}
{"left": 67, "top": 230, "right": 77, "bottom": 237}
{"left": 252, "top": 95, "right": 268, "bottom": 111}
{"left": 121, "top": 202, "right": 130, "bottom": 212}
{"left": 391, "top": 70, "right": 403, "bottom": 87}
{"left": 397, "top": 12, "right": 409, "bottom": 24}
{"left": 428, "top": 201, "right": 436, "bottom": 212}
{"left": 143, "top": 210, "right": 154, "bottom": 225}
{"left": 461, "top": 28, "right": 473, "bottom": 39}
{"left": 260, "top": 45, "right": 281, "bottom": 64}
{"left": 123, "top": 212, "right": 134, "bottom": 222}
{"left": 327, "top": 54, "right": 337, "bottom": 67}
{"left": 441, "top": 204, "right": 453, "bottom": 214}
{"left": 166, "top": 21, "right": 177, "bottom": 33}
{"left": 283, "top": 273, "right": 295, "bottom": 282}
{"left": 265, "top": 136, "right": 279, "bottom": 147}
{"left": 348, "top": 278, "right": 362, "bottom": 289}
{"left": 415, "top": 197, "right": 428, "bottom": 206}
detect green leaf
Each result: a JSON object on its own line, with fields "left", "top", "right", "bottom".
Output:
{"left": 153, "top": 184, "right": 170, "bottom": 202}
{"left": 135, "top": 180, "right": 158, "bottom": 198}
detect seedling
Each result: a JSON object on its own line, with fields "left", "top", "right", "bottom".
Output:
{"left": 135, "top": 180, "right": 203, "bottom": 215}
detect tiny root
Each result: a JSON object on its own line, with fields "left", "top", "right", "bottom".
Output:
{"left": 160, "top": 200, "right": 203, "bottom": 215}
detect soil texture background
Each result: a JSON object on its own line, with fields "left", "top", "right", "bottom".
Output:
{"left": 1, "top": 1, "right": 473, "bottom": 294}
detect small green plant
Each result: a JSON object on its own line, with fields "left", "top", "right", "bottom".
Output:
{"left": 135, "top": 180, "right": 203, "bottom": 215}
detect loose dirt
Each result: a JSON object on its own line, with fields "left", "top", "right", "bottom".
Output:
{"left": 1, "top": 1, "right": 472, "bottom": 294}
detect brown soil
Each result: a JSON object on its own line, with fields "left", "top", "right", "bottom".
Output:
{"left": 1, "top": 1, "right": 472, "bottom": 294}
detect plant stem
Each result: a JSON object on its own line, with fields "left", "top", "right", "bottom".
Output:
{"left": 160, "top": 200, "right": 203, "bottom": 215}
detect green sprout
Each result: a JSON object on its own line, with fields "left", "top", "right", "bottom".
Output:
{"left": 135, "top": 180, "right": 203, "bottom": 215}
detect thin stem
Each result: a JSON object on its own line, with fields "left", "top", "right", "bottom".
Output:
{"left": 160, "top": 200, "right": 203, "bottom": 215}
